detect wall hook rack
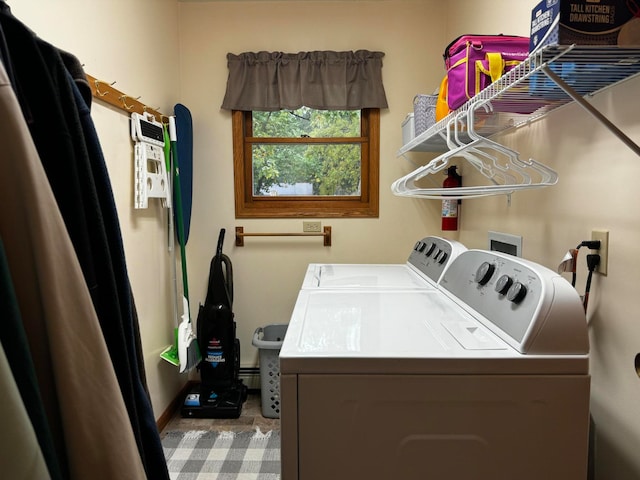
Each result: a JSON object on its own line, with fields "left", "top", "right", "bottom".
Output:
{"left": 87, "top": 73, "right": 164, "bottom": 120}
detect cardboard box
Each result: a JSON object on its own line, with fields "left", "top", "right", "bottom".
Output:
{"left": 530, "top": 0, "right": 640, "bottom": 51}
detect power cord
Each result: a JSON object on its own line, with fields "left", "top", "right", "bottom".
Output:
{"left": 565, "top": 240, "right": 601, "bottom": 311}
{"left": 582, "top": 253, "right": 600, "bottom": 313}
{"left": 571, "top": 240, "right": 601, "bottom": 287}
{"left": 577, "top": 240, "right": 601, "bottom": 250}
{"left": 568, "top": 248, "right": 579, "bottom": 287}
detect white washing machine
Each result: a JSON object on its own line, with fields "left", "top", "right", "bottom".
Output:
{"left": 301, "top": 236, "right": 466, "bottom": 290}
{"left": 280, "top": 249, "right": 590, "bottom": 480}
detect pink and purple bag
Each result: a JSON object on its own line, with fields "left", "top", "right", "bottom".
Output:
{"left": 444, "top": 34, "right": 530, "bottom": 111}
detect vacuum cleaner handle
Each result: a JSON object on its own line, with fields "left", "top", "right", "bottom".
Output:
{"left": 220, "top": 253, "right": 233, "bottom": 306}
{"left": 204, "top": 228, "right": 233, "bottom": 308}
{"left": 216, "top": 228, "right": 225, "bottom": 258}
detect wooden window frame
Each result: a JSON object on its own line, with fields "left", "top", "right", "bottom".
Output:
{"left": 232, "top": 108, "right": 380, "bottom": 218}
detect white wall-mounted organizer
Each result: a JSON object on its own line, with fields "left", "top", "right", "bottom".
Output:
{"left": 394, "top": 45, "right": 640, "bottom": 199}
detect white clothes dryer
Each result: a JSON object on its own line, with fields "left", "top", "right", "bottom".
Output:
{"left": 280, "top": 248, "right": 590, "bottom": 480}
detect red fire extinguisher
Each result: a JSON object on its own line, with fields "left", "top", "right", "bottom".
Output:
{"left": 442, "top": 166, "right": 461, "bottom": 231}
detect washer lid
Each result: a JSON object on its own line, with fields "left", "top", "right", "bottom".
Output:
{"left": 302, "top": 264, "right": 433, "bottom": 289}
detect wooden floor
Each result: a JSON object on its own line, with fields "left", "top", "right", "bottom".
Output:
{"left": 160, "top": 392, "right": 280, "bottom": 437}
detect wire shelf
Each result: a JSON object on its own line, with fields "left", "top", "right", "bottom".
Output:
{"left": 398, "top": 45, "right": 640, "bottom": 155}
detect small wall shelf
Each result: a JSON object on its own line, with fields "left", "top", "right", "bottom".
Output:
{"left": 398, "top": 45, "right": 640, "bottom": 157}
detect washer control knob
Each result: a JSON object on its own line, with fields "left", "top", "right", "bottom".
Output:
{"left": 475, "top": 262, "right": 495, "bottom": 285}
{"left": 425, "top": 243, "right": 436, "bottom": 257}
{"left": 495, "top": 275, "right": 513, "bottom": 295}
{"left": 507, "top": 282, "right": 527, "bottom": 304}
{"left": 413, "top": 241, "right": 422, "bottom": 251}
{"left": 437, "top": 251, "right": 448, "bottom": 264}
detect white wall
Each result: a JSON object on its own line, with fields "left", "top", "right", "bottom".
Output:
{"left": 8, "top": 1, "right": 640, "bottom": 478}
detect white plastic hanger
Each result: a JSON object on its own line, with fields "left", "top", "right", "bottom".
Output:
{"left": 464, "top": 102, "right": 557, "bottom": 187}
{"left": 448, "top": 109, "right": 520, "bottom": 186}
{"left": 391, "top": 100, "right": 558, "bottom": 199}
{"left": 391, "top": 110, "right": 514, "bottom": 199}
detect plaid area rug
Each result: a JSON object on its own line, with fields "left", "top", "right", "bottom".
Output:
{"left": 162, "top": 429, "right": 281, "bottom": 479}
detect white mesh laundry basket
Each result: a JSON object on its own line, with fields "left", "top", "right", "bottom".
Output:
{"left": 252, "top": 324, "right": 288, "bottom": 418}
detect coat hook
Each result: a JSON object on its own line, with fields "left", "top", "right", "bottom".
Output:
{"left": 94, "top": 80, "right": 109, "bottom": 97}
{"left": 120, "top": 95, "right": 135, "bottom": 110}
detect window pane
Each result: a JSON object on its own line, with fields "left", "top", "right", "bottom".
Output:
{"left": 252, "top": 143, "right": 361, "bottom": 196}
{"left": 252, "top": 108, "right": 361, "bottom": 138}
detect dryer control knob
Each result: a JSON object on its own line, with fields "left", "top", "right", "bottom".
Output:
{"left": 495, "top": 275, "right": 513, "bottom": 295}
{"left": 475, "top": 262, "right": 495, "bottom": 285}
{"left": 507, "top": 282, "right": 527, "bottom": 304}
{"left": 425, "top": 243, "right": 436, "bottom": 256}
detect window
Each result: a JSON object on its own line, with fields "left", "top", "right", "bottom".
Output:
{"left": 232, "top": 107, "right": 379, "bottom": 218}
{"left": 222, "top": 50, "right": 387, "bottom": 218}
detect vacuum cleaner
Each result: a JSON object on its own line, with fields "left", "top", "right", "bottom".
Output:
{"left": 181, "top": 228, "right": 248, "bottom": 418}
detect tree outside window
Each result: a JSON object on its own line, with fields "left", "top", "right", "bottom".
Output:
{"left": 252, "top": 108, "right": 361, "bottom": 197}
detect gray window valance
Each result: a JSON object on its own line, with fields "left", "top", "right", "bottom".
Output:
{"left": 221, "top": 50, "right": 388, "bottom": 111}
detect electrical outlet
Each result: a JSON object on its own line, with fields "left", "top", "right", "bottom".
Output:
{"left": 303, "top": 221, "right": 322, "bottom": 233}
{"left": 591, "top": 229, "right": 609, "bottom": 276}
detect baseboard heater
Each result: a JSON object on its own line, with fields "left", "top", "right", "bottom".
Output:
{"left": 239, "top": 367, "right": 261, "bottom": 392}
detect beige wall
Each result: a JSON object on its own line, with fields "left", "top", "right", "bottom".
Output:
{"left": 9, "top": 1, "right": 640, "bottom": 478}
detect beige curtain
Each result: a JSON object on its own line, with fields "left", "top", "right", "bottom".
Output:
{"left": 221, "top": 50, "right": 388, "bottom": 111}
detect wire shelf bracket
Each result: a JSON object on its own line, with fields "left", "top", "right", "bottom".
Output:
{"left": 540, "top": 64, "right": 640, "bottom": 157}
